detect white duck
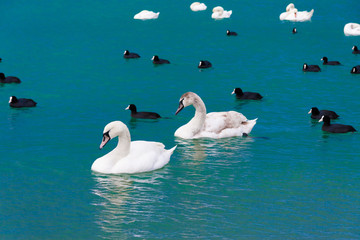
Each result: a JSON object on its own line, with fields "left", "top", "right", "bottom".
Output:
{"left": 190, "top": 2, "right": 207, "bottom": 11}
{"left": 211, "top": 6, "right": 232, "bottom": 20}
{"left": 279, "top": 3, "right": 314, "bottom": 22}
{"left": 133, "top": 10, "right": 160, "bottom": 20}
{"left": 92, "top": 121, "right": 176, "bottom": 174}
{"left": 174, "top": 92, "right": 257, "bottom": 139}
{"left": 344, "top": 23, "right": 360, "bottom": 36}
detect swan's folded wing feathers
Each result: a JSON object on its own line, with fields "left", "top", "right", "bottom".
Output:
{"left": 204, "top": 112, "right": 227, "bottom": 133}
{"left": 112, "top": 141, "right": 167, "bottom": 173}
{"left": 227, "top": 111, "right": 248, "bottom": 123}
{"left": 131, "top": 141, "right": 165, "bottom": 151}
{"left": 204, "top": 111, "right": 249, "bottom": 133}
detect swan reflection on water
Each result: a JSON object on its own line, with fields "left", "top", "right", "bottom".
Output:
{"left": 127, "top": 117, "right": 161, "bottom": 130}
{"left": 91, "top": 136, "right": 258, "bottom": 237}
{"left": 91, "top": 171, "right": 170, "bottom": 235}
{"left": 174, "top": 136, "right": 255, "bottom": 163}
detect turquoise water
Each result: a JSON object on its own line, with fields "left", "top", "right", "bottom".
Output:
{"left": 1, "top": 0, "right": 360, "bottom": 239}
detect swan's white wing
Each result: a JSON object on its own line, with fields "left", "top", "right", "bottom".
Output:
{"left": 190, "top": 2, "right": 207, "bottom": 11}
{"left": 296, "top": 9, "right": 314, "bottom": 22}
{"left": 134, "top": 10, "right": 159, "bottom": 20}
{"left": 279, "top": 11, "right": 291, "bottom": 20}
{"left": 280, "top": 9, "right": 313, "bottom": 21}
{"left": 344, "top": 23, "right": 360, "bottom": 36}
{"left": 204, "top": 111, "right": 248, "bottom": 132}
{"left": 196, "top": 111, "right": 256, "bottom": 138}
{"left": 111, "top": 141, "right": 173, "bottom": 174}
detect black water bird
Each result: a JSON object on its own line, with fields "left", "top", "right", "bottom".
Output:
{"left": 350, "top": 65, "right": 360, "bottom": 74}
{"left": 352, "top": 45, "right": 360, "bottom": 54}
{"left": 308, "top": 107, "right": 339, "bottom": 120}
{"left": 321, "top": 57, "right": 341, "bottom": 65}
{"left": 9, "top": 96, "right": 37, "bottom": 108}
{"left": 0, "top": 73, "right": 21, "bottom": 83}
{"left": 232, "top": 88, "right": 263, "bottom": 100}
{"left": 152, "top": 55, "right": 170, "bottom": 64}
{"left": 319, "top": 115, "right": 356, "bottom": 133}
{"left": 123, "top": 50, "right": 140, "bottom": 59}
{"left": 125, "top": 104, "right": 161, "bottom": 119}
{"left": 226, "top": 30, "right": 237, "bottom": 36}
{"left": 198, "top": 60, "right": 212, "bottom": 69}
{"left": 303, "top": 63, "right": 321, "bottom": 72}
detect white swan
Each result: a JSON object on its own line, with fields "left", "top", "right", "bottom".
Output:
{"left": 344, "top": 23, "right": 360, "bottom": 36}
{"left": 211, "top": 6, "right": 232, "bottom": 20}
{"left": 174, "top": 92, "right": 257, "bottom": 139}
{"left": 92, "top": 121, "right": 176, "bottom": 174}
{"left": 190, "top": 2, "right": 207, "bottom": 11}
{"left": 279, "top": 3, "right": 314, "bottom": 22}
{"left": 133, "top": 10, "right": 159, "bottom": 20}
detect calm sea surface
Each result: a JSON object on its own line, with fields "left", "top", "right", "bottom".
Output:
{"left": 1, "top": 0, "right": 359, "bottom": 239}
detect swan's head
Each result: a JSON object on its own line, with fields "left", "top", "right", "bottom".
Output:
{"left": 100, "top": 121, "right": 130, "bottom": 149}
{"left": 286, "top": 3, "right": 295, "bottom": 11}
{"left": 124, "top": 50, "right": 129, "bottom": 55}
{"left": 321, "top": 57, "right": 328, "bottom": 62}
{"left": 212, "top": 6, "right": 224, "bottom": 13}
{"left": 152, "top": 55, "right": 159, "bottom": 61}
{"left": 175, "top": 92, "right": 201, "bottom": 115}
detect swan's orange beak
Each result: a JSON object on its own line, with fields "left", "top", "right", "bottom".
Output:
{"left": 99, "top": 131, "right": 111, "bottom": 150}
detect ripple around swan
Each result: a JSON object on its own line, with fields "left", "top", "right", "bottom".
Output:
{"left": 91, "top": 172, "right": 172, "bottom": 237}
{"left": 90, "top": 137, "right": 258, "bottom": 239}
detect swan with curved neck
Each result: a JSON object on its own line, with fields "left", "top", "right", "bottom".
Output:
{"left": 279, "top": 3, "right": 314, "bottom": 22}
{"left": 92, "top": 121, "right": 176, "bottom": 174}
{"left": 344, "top": 23, "right": 360, "bottom": 36}
{"left": 133, "top": 10, "right": 159, "bottom": 20}
{"left": 174, "top": 92, "right": 257, "bottom": 139}
{"left": 190, "top": 2, "right": 207, "bottom": 11}
{"left": 211, "top": 6, "right": 232, "bottom": 19}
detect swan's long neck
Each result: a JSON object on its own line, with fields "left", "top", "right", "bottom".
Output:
{"left": 113, "top": 130, "right": 131, "bottom": 158}
{"left": 92, "top": 121, "right": 132, "bottom": 173}
{"left": 187, "top": 96, "right": 207, "bottom": 134}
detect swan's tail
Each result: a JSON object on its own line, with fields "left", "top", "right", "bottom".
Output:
{"left": 308, "top": 9, "right": 314, "bottom": 17}
{"left": 168, "top": 145, "right": 177, "bottom": 154}
{"left": 243, "top": 118, "right": 257, "bottom": 135}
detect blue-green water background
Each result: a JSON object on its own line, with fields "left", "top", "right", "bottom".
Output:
{"left": 1, "top": 0, "right": 360, "bottom": 239}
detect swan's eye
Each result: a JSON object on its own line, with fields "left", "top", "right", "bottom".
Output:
{"left": 103, "top": 131, "right": 110, "bottom": 141}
